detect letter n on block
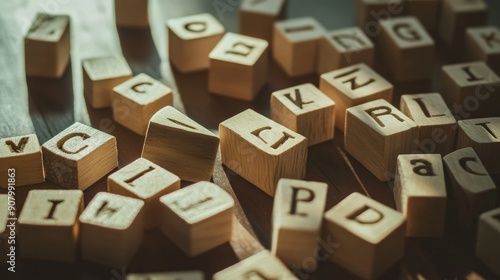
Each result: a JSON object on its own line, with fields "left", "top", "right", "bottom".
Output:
{"left": 476, "top": 208, "right": 500, "bottom": 276}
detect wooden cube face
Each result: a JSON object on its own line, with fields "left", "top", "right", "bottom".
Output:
{"left": 323, "top": 192, "right": 406, "bottom": 280}
{"left": 18, "top": 190, "right": 83, "bottom": 262}
{"left": 404, "top": 0, "right": 440, "bottom": 31}
{"left": 115, "top": 0, "right": 149, "bottom": 28}
{"left": 159, "top": 182, "right": 234, "bottom": 257}
{"left": 0, "top": 134, "right": 44, "bottom": 188}
{"left": 476, "top": 208, "right": 500, "bottom": 276}
{"left": 209, "top": 32, "right": 269, "bottom": 101}
{"left": 80, "top": 192, "right": 144, "bottom": 268}
{"left": 127, "top": 271, "right": 204, "bottom": 280}
{"left": 319, "top": 63, "right": 393, "bottom": 131}
{"left": 271, "top": 83, "right": 335, "bottom": 146}
{"left": 438, "top": 0, "right": 487, "bottom": 46}
{"left": 239, "top": 0, "right": 287, "bottom": 43}
{"left": 219, "top": 109, "right": 308, "bottom": 197}
{"left": 466, "top": 26, "right": 500, "bottom": 75}
{"left": 112, "top": 73, "right": 173, "bottom": 135}
{"left": 142, "top": 106, "right": 219, "bottom": 182}
{"left": 42, "top": 122, "right": 118, "bottom": 190}
{"left": 354, "top": 0, "right": 404, "bottom": 35}
{"left": 168, "top": 13, "right": 225, "bottom": 73}
{"left": 0, "top": 195, "right": 8, "bottom": 265}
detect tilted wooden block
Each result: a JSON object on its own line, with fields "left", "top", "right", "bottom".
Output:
{"left": 83, "top": 55, "right": 132, "bottom": 108}
{"left": 25, "top": 13, "right": 70, "bottom": 78}
{"left": 270, "top": 83, "right": 335, "bottom": 146}
{"left": 466, "top": 26, "right": 500, "bottom": 75}
{"left": 239, "top": 0, "right": 287, "bottom": 43}
{"left": 115, "top": 0, "right": 149, "bottom": 28}
{"left": 80, "top": 192, "right": 144, "bottom": 268}
{"left": 0, "top": 134, "right": 44, "bottom": 188}
{"left": 18, "top": 190, "right": 83, "bottom": 262}
{"left": 219, "top": 109, "right": 308, "bottom": 196}
{"left": 404, "top": 0, "right": 440, "bottom": 31}
{"left": 0, "top": 195, "right": 8, "bottom": 265}
{"left": 142, "top": 106, "right": 219, "bottom": 182}
{"left": 42, "top": 122, "right": 118, "bottom": 190}
{"left": 168, "top": 13, "right": 225, "bottom": 73}
{"left": 127, "top": 271, "right": 204, "bottom": 280}
{"left": 354, "top": 0, "right": 404, "bottom": 34}
{"left": 319, "top": 63, "right": 393, "bottom": 131}
{"left": 345, "top": 99, "right": 418, "bottom": 181}
{"left": 438, "top": 0, "right": 487, "bottom": 46}
{"left": 324, "top": 192, "right": 406, "bottom": 280}
{"left": 476, "top": 207, "right": 500, "bottom": 276}
{"left": 112, "top": 73, "right": 173, "bottom": 135}
{"left": 159, "top": 181, "right": 234, "bottom": 257}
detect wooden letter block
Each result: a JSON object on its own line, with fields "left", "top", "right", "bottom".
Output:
{"left": 159, "top": 182, "right": 234, "bottom": 256}
{"left": 438, "top": 0, "right": 487, "bottom": 46}
{"left": 127, "top": 271, "right": 204, "bottom": 280}
{"left": 168, "top": 13, "right": 224, "bottom": 73}
{"left": 112, "top": 73, "right": 173, "bottom": 135}
{"left": 0, "top": 195, "right": 8, "bottom": 265}
{"left": 319, "top": 63, "right": 393, "bottom": 131}
{"left": 466, "top": 26, "right": 500, "bottom": 75}
{"left": 324, "top": 192, "right": 406, "bottom": 280}
{"left": 42, "top": 122, "right": 118, "bottom": 190}
{"left": 476, "top": 208, "right": 500, "bottom": 276}
{"left": 404, "top": 0, "right": 440, "bottom": 31}
{"left": 115, "top": 0, "right": 149, "bottom": 28}
{"left": 239, "top": 0, "right": 287, "bottom": 43}
{"left": 354, "top": 0, "right": 404, "bottom": 33}
{"left": 270, "top": 83, "right": 335, "bottom": 146}
{"left": 18, "top": 190, "right": 83, "bottom": 262}
{"left": 25, "top": 13, "right": 70, "bottom": 78}
{"left": 219, "top": 109, "right": 308, "bottom": 196}
{"left": 0, "top": 134, "right": 44, "bottom": 188}
{"left": 400, "top": 93, "right": 457, "bottom": 156}
{"left": 80, "top": 192, "right": 144, "bottom": 268}
{"left": 83, "top": 55, "right": 132, "bottom": 108}
{"left": 345, "top": 99, "right": 418, "bottom": 181}
{"left": 271, "top": 179, "right": 327, "bottom": 266}
{"left": 209, "top": 32, "right": 269, "bottom": 101}
{"left": 273, "top": 17, "right": 324, "bottom": 77}
{"left": 142, "top": 106, "right": 219, "bottom": 182}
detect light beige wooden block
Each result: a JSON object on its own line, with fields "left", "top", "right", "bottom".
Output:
{"left": 319, "top": 63, "right": 393, "bottom": 131}
{"left": 456, "top": 117, "right": 500, "bottom": 174}
{"left": 219, "top": 109, "right": 308, "bottom": 196}
{"left": 317, "top": 27, "right": 374, "bottom": 75}
{"left": 209, "top": 32, "right": 269, "bottom": 101}
{"left": 83, "top": 55, "right": 132, "bottom": 108}
{"left": 239, "top": 0, "right": 287, "bottom": 43}
{"left": 466, "top": 26, "right": 500, "bottom": 75}
{"left": 404, "top": 0, "right": 440, "bottom": 31}
{"left": 273, "top": 17, "right": 325, "bottom": 77}
{"left": 438, "top": 0, "right": 487, "bottom": 46}
{"left": 324, "top": 192, "right": 406, "bottom": 280}
{"left": 0, "top": 134, "right": 44, "bottom": 188}
{"left": 25, "top": 13, "right": 70, "bottom": 78}
{"left": 42, "top": 122, "right": 118, "bottom": 190}
{"left": 443, "top": 147, "right": 497, "bottom": 229}
{"left": 354, "top": 0, "right": 404, "bottom": 33}
{"left": 80, "top": 192, "right": 144, "bottom": 268}
{"left": 127, "top": 271, "right": 204, "bottom": 280}
{"left": 476, "top": 207, "right": 500, "bottom": 276}
{"left": 213, "top": 250, "right": 298, "bottom": 280}
{"left": 0, "top": 194, "right": 8, "bottom": 265}
{"left": 271, "top": 179, "right": 328, "bottom": 266}
{"left": 18, "top": 190, "right": 83, "bottom": 262}
{"left": 159, "top": 181, "right": 234, "bottom": 257}
{"left": 400, "top": 93, "right": 457, "bottom": 156}
{"left": 168, "top": 13, "right": 225, "bottom": 73}
{"left": 112, "top": 73, "right": 173, "bottom": 135}
{"left": 393, "top": 154, "right": 447, "bottom": 237}
{"left": 142, "top": 106, "right": 219, "bottom": 182}
{"left": 345, "top": 99, "right": 418, "bottom": 181}
{"left": 115, "top": 0, "right": 149, "bottom": 28}
{"left": 271, "top": 83, "right": 335, "bottom": 146}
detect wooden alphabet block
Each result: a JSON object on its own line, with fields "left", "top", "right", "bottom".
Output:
{"left": 319, "top": 63, "right": 393, "bottom": 131}
{"left": 324, "top": 192, "right": 406, "bottom": 280}
{"left": 273, "top": 17, "right": 325, "bottom": 77}
{"left": 159, "top": 181, "right": 234, "bottom": 256}
{"left": 18, "top": 190, "right": 83, "bottom": 262}
{"left": 115, "top": 0, "right": 149, "bottom": 28}
{"left": 168, "top": 13, "right": 225, "bottom": 73}
{"left": 466, "top": 26, "right": 500, "bottom": 75}
{"left": 0, "top": 195, "right": 8, "bottom": 265}
{"left": 80, "top": 192, "right": 144, "bottom": 268}
{"left": 83, "top": 55, "right": 132, "bottom": 108}
{"left": 142, "top": 106, "right": 219, "bottom": 182}
{"left": 438, "top": 0, "right": 487, "bottom": 46}
{"left": 239, "top": 0, "right": 287, "bottom": 43}
{"left": 345, "top": 99, "right": 418, "bottom": 181}
{"left": 404, "top": 0, "right": 440, "bottom": 31}
{"left": 270, "top": 83, "right": 335, "bottom": 146}
{"left": 476, "top": 207, "right": 500, "bottom": 276}
{"left": 354, "top": 0, "right": 404, "bottom": 33}
{"left": 0, "top": 134, "right": 44, "bottom": 188}
{"left": 112, "top": 73, "right": 173, "bottom": 135}
{"left": 219, "top": 109, "right": 308, "bottom": 196}
{"left": 42, "top": 122, "right": 118, "bottom": 190}
{"left": 127, "top": 271, "right": 204, "bottom": 280}
{"left": 209, "top": 32, "right": 269, "bottom": 101}
{"left": 25, "top": 13, "right": 70, "bottom": 78}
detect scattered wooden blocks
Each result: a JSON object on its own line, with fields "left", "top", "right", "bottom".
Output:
{"left": 24, "top": 13, "right": 70, "bottom": 78}
{"left": 219, "top": 109, "right": 308, "bottom": 196}
{"left": 466, "top": 26, "right": 500, "bottom": 75}
{"left": 112, "top": 73, "right": 173, "bottom": 135}
{"left": 0, "top": 134, "right": 44, "bottom": 188}
{"left": 42, "top": 122, "right": 118, "bottom": 190}
{"left": 142, "top": 106, "right": 219, "bottom": 182}
{"left": 324, "top": 192, "right": 406, "bottom": 280}
{"left": 270, "top": 83, "right": 335, "bottom": 146}
{"left": 115, "top": 0, "right": 149, "bottom": 28}
{"left": 18, "top": 190, "right": 83, "bottom": 262}
{"left": 127, "top": 271, "right": 204, "bottom": 280}
{"left": 354, "top": 0, "right": 404, "bottom": 34}
{"left": 239, "top": 0, "right": 287, "bottom": 43}
{"left": 404, "top": 0, "right": 440, "bottom": 31}
{"left": 0, "top": 194, "right": 8, "bottom": 265}
{"left": 168, "top": 13, "right": 225, "bottom": 73}
{"left": 438, "top": 0, "right": 487, "bottom": 46}
{"left": 476, "top": 207, "right": 500, "bottom": 276}
{"left": 159, "top": 181, "right": 234, "bottom": 257}
{"left": 345, "top": 99, "right": 418, "bottom": 181}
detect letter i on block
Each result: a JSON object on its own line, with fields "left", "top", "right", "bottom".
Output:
{"left": 466, "top": 26, "right": 500, "bottom": 75}
{"left": 476, "top": 208, "right": 500, "bottom": 276}
{"left": 0, "top": 195, "right": 8, "bottom": 264}
{"left": 115, "top": 0, "right": 149, "bottom": 28}
{"left": 239, "top": 0, "right": 287, "bottom": 43}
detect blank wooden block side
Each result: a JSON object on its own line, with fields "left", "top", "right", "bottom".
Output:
{"left": 404, "top": 0, "right": 440, "bottom": 31}
{"left": 239, "top": 0, "right": 287, "bottom": 43}
{"left": 438, "top": 0, "right": 487, "bottom": 46}
{"left": 476, "top": 208, "right": 500, "bottom": 276}
{"left": 115, "top": 0, "right": 149, "bottom": 28}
